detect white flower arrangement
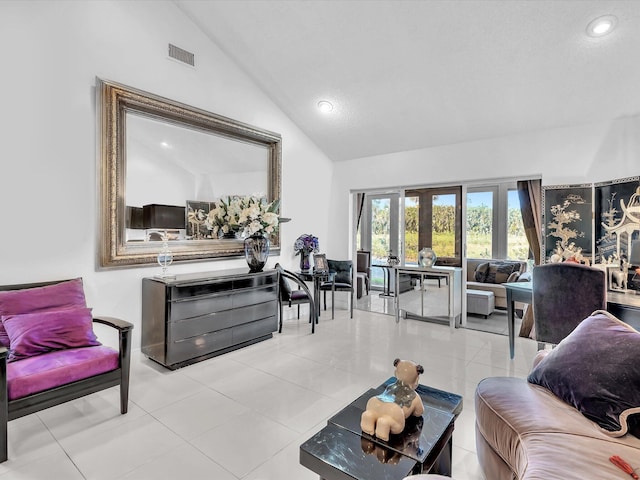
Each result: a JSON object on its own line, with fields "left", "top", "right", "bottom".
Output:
{"left": 205, "top": 195, "right": 280, "bottom": 238}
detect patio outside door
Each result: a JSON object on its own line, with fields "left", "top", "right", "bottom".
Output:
{"left": 362, "top": 193, "right": 400, "bottom": 292}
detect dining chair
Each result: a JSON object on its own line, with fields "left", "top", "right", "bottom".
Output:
{"left": 356, "top": 250, "right": 371, "bottom": 298}
{"left": 275, "top": 263, "right": 317, "bottom": 333}
{"left": 320, "top": 259, "right": 354, "bottom": 319}
{"left": 532, "top": 262, "right": 606, "bottom": 349}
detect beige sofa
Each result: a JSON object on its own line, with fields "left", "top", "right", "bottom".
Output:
{"left": 475, "top": 376, "right": 640, "bottom": 479}
{"left": 476, "top": 312, "right": 640, "bottom": 480}
{"left": 466, "top": 258, "right": 527, "bottom": 309}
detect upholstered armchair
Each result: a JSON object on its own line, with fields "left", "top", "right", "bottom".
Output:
{"left": 0, "top": 278, "right": 132, "bottom": 462}
{"left": 532, "top": 262, "right": 606, "bottom": 348}
{"left": 320, "top": 260, "right": 354, "bottom": 319}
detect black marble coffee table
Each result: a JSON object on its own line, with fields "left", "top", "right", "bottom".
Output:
{"left": 300, "top": 380, "right": 463, "bottom": 479}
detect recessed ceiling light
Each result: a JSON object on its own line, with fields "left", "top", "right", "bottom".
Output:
{"left": 586, "top": 15, "right": 617, "bottom": 37}
{"left": 317, "top": 100, "right": 334, "bottom": 113}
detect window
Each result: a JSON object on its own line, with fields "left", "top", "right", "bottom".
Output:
{"left": 404, "top": 195, "right": 419, "bottom": 265}
{"left": 465, "top": 182, "right": 530, "bottom": 261}
{"left": 466, "top": 190, "right": 494, "bottom": 259}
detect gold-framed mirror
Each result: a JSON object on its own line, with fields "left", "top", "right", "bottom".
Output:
{"left": 98, "top": 78, "right": 282, "bottom": 268}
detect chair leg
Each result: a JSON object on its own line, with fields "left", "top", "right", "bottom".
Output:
{"left": 350, "top": 290, "right": 354, "bottom": 318}
{"left": 0, "top": 354, "right": 7, "bottom": 463}
{"left": 331, "top": 288, "right": 335, "bottom": 319}
{"left": 279, "top": 301, "right": 283, "bottom": 333}
{"left": 119, "top": 327, "right": 132, "bottom": 415}
{"left": 297, "top": 304, "right": 300, "bottom": 319}
{"left": 324, "top": 291, "right": 327, "bottom": 311}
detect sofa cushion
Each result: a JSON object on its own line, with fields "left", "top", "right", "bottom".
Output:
{"left": 7, "top": 346, "right": 119, "bottom": 400}
{"left": 0, "top": 278, "right": 87, "bottom": 348}
{"left": 2, "top": 307, "right": 101, "bottom": 362}
{"left": 484, "top": 261, "right": 522, "bottom": 284}
{"left": 474, "top": 262, "right": 490, "bottom": 282}
{"left": 527, "top": 310, "right": 640, "bottom": 438}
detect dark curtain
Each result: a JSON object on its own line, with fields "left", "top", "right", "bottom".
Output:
{"left": 517, "top": 179, "right": 542, "bottom": 338}
{"left": 356, "top": 192, "right": 366, "bottom": 232}
{"left": 517, "top": 179, "right": 542, "bottom": 265}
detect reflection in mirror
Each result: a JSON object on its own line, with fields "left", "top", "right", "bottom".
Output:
{"left": 98, "top": 78, "right": 281, "bottom": 268}
{"left": 125, "top": 113, "right": 269, "bottom": 242}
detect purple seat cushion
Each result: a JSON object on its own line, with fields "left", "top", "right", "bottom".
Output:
{"left": 0, "top": 279, "right": 87, "bottom": 347}
{"left": 2, "top": 307, "right": 101, "bottom": 362}
{"left": 7, "top": 346, "right": 119, "bottom": 401}
{"left": 528, "top": 311, "right": 640, "bottom": 438}
{"left": 290, "top": 290, "right": 309, "bottom": 301}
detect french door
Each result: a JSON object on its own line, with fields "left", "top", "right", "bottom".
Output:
{"left": 360, "top": 193, "right": 401, "bottom": 290}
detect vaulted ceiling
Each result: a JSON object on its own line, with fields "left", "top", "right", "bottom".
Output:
{"left": 175, "top": 0, "right": 640, "bottom": 162}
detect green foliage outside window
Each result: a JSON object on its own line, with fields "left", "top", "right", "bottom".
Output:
{"left": 370, "top": 202, "right": 528, "bottom": 269}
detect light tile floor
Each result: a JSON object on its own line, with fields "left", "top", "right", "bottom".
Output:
{"left": 0, "top": 302, "right": 539, "bottom": 480}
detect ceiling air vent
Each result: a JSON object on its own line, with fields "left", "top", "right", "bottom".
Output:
{"left": 168, "top": 43, "right": 195, "bottom": 67}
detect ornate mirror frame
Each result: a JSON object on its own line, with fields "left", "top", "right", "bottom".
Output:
{"left": 98, "top": 78, "right": 282, "bottom": 268}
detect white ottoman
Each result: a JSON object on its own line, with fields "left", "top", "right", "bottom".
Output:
{"left": 467, "top": 289, "right": 495, "bottom": 318}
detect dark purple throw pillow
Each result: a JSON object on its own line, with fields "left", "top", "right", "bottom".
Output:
{"left": 527, "top": 311, "right": 640, "bottom": 438}
{"left": 1, "top": 307, "right": 100, "bottom": 362}
{"left": 0, "top": 278, "right": 87, "bottom": 348}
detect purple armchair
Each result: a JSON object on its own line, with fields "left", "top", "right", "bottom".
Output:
{"left": 0, "top": 278, "right": 132, "bottom": 462}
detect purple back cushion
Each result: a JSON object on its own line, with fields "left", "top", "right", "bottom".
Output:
{"left": 527, "top": 311, "right": 640, "bottom": 438}
{"left": 0, "top": 279, "right": 87, "bottom": 347}
{"left": 1, "top": 307, "right": 100, "bottom": 362}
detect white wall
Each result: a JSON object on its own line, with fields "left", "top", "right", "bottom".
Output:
{"left": 0, "top": 1, "right": 333, "bottom": 348}
{"left": 327, "top": 118, "right": 640, "bottom": 258}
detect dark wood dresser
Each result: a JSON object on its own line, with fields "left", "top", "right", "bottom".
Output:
{"left": 142, "top": 268, "right": 278, "bottom": 369}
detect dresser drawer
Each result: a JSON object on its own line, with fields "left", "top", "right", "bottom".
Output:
{"left": 169, "top": 311, "right": 234, "bottom": 340}
{"left": 233, "top": 284, "right": 277, "bottom": 308}
{"left": 170, "top": 280, "right": 234, "bottom": 300}
{"left": 233, "top": 317, "right": 277, "bottom": 344}
{"left": 170, "top": 294, "right": 233, "bottom": 320}
{"left": 233, "top": 273, "right": 277, "bottom": 290}
{"left": 167, "top": 328, "right": 233, "bottom": 366}
{"left": 232, "top": 301, "right": 278, "bottom": 326}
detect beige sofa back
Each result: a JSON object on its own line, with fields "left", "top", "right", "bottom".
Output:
{"left": 466, "top": 258, "right": 527, "bottom": 282}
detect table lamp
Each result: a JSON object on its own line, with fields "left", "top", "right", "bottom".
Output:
{"left": 143, "top": 204, "right": 186, "bottom": 278}
{"left": 629, "top": 239, "right": 640, "bottom": 294}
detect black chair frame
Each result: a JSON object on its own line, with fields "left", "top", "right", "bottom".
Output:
{"left": 321, "top": 260, "right": 354, "bottom": 319}
{"left": 277, "top": 268, "right": 317, "bottom": 333}
{"left": 0, "top": 279, "right": 133, "bottom": 462}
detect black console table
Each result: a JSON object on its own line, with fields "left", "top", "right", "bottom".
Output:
{"left": 142, "top": 268, "right": 278, "bottom": 369}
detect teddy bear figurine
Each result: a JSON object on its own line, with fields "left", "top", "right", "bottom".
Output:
{"left": 360, "top": 358, "right": 425, "bottom": 441}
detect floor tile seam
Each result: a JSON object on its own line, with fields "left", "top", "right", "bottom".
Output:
{"left": 130, "top": 381, "right": 211, "bottom": 414}
{"left": 197, "top": 376, "right": 339, "bottom": 431}
{"left": 184, "top": 409, "right": 302, "bottom": 464}
{"left": 50, "top": 412, "right": 188, "bottom": 479}
{"left": 108, "top": 437, "right": 197, "bottom": 480}
{"left": 4, "top": 417, "right": 76, "bottom": 478}
{"left": 42, "top": 405, "right": 157, "bottom": 447}
{"left": 0, "top": 449, "right": 87, "bottom": 479}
